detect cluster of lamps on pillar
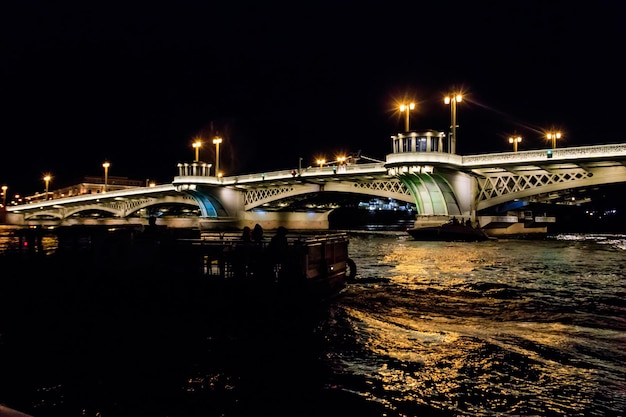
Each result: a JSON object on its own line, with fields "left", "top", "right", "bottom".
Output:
{"left": 547, "top": 131, "right": 562, "bottom": 149}
{"left": 191, "top": 136, "right": 223, "bottom": 177}
{"left": 400, "top": 94, "right": 463, "bottom": 152}
{"left": 509, "top": 135, "right": 522, "bottom": 152}
{"left": 37, "top": 161, "right": 115, "bottom": 200}
{"left": 2, "top": 185, "right": 7, "bottom": 207}
{"left": 398, "top": 92, "right": 563, "bottom": 155}
{"left": 505, "top": 132, "right": 562, "bottom": 152}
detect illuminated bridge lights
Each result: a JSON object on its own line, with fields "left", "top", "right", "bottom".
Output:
{"left": 387, "top": 166, "right": 434, "bottom": 176}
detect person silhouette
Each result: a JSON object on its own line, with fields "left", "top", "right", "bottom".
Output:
{"left": 251, "top": 223, "right": 264, "bottom": 245}
{"left": 265, "top": 226, "right": 290, "bottom": 281}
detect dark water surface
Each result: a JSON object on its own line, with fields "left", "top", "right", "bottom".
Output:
{"left": 1, "top": 226, "right": 625, "bottom": 416}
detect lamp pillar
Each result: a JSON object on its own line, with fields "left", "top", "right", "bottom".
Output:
{"left": 102, "top": 162, "right": 110, "bottom": 192}
{"left": 213, "top": 136, "right": 223, "bottom": 177}
{"left": 399, "top": 103, "right": 415, "bottom": 132}
{"left": 444, "top": 93, "right": 462, "bottom": 154}
{"left": 43, "top": 175, "right": 51, "bottom": 200}
{"left": 193, "top": 139, "right": 202, "bottom": 162}
{"left": 509, "top": 136, "right": 522, "bottom": 152}
{"left": 547, "top": 132, "right": 562, "bottom": 149}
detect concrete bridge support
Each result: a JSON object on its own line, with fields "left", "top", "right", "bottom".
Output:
{"left": 396, "top": 169, "right": 477, "bottom": 227}
{"left": 197, "top": 210, "right": 331, "bottom": 231}
{"left": 241, "top": 210, "right": 331, "bottom": 230}
{"left": 184, "top": 185, "right": 333, "bottom": 231}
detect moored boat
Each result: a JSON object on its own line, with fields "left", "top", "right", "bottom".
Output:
{"left": 1, "top": 225, "right": 357, "bottom": 307}
{"left": 179, "top": 230, "right": 356, "bottom": 303}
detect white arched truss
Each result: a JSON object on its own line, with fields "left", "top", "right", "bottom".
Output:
{"left": 22, "top": 195, "right": 199, "bottom": 221}
{"left": 23, "top": 210, "right": 64, "bottom": 220}
{"left": 476, "top": 167, "right": 626, "bottom": 210}
{"left": 243, "top": 180, "right": 413, "bottom": 211}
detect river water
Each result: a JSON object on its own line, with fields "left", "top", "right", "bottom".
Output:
{"left": 0, "top": 226, "right": 625, "bottom": 417}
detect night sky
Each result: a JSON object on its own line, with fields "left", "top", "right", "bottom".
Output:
{"left": 1, "top": 1, "right": 625, "bottom": 196}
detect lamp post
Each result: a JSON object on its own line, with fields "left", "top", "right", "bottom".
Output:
{"left": 43, "top": 175, "right": 51, "bottom": 200}
{"left": 102, "top": 161, "right": 110, "bottom": 192}
{"left": 509, "top": 136, "right": 522, "bottom": 152}
{"left": 192, "top": 139, "right": 202, "bottom": 162}
{"left": 317, "top": 158, "right": 325, "bottom": 168}
{"left": 399, "top": 102, "right": 415, "bottom": 132}
{"left": 546, "top": 131, "right": 562, "bottom": 149}
{"left": 1, "top": 185, "right": 7, "bottom": 207}
{"left": 444, "top": 93, "right": 462, "bottom": 154}
{"left": 213, "top": 136, "right": 222, "bottom": 177}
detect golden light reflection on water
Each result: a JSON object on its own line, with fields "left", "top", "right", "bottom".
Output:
{"left": 0, "top": 226, "right": 58, "bottom": 254}
{"left": 381, "top": 241, "right": 503, "bottom": 289}
{"left": 342, "top": 305, "right": 614, "bottom": 415}
{"left": 337, "top": 236, "right": 626, "bottom": 415}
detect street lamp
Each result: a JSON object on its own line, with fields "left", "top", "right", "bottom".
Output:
{"left": 192, "top": 139, "right": 202, "bottom": 162}
{"left": 213, "top": 136, "right": 223, "bottom": 177}
{"left": 43, "top": 174, "right": 51, "bottom": 200}
{"left": 509, "top": 136, "right": 522, "bottom": 152}
{"left": 102, "top": 161, "right": 110, "bottom": 192}
{"left": 399, "top": 102, "right": 415, "bottom": 132}
{"left": 546, "top": 131, "right": 562, "bottom": 149}
{"left": 444, "top": 93, "right": 462, "bottom": 154}
{"left": 1, "top": 185, "right": 7, "bottom": 207}
{"left": 317, "top": 158, "right": 325, "bottom": 168}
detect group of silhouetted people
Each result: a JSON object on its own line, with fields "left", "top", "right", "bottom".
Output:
{"left": 232, "top": 224, "right": 290, "bottom": 281}
{"left": 451, "top": 216, "right": 474, "bottom": 228}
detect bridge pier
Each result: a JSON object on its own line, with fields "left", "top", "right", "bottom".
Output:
{"left": 198, "top": 211, "right": 331, "bottom": 231}
{"left": 244, "top": 211, "right": 330, "bottom": 230}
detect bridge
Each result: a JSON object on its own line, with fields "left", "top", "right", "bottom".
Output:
{"left": 4, "top": 132, "right": 626, "bottom": 234}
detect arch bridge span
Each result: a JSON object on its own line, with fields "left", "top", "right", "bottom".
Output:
{"left": 241, "top": 179, "right": 413, "bottom": 210}
{"left": 5, "top": 143, "right": 626, "bottom": 230}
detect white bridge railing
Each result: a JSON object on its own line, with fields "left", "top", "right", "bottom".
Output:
{"left": 461, "top": 143, "right": 626, "bottom": 166}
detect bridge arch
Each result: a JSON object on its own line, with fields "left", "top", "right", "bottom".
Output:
{"left": 175, "top": 185, "right": 230, "bottom": 218}
{"left": 396, "top": 172, "right": 462, "bottom": 216}
{"left": 242, "top": 180, "right": 414, "bottom": 211}
{"left": 23, "top": 210, "right": 64, "bottom": 221}
{"left": 476, "top": 168, "right": 626, "bottom": 211}
{"left": 123, "top": 195, "right": 199, "bottom": 217}
{"left": 64, "top": 205, "right": 119, "bottom": 218}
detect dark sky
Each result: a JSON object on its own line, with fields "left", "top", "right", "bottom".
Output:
{"left": 1, "top": 1, "right": 625, "bottom": 196}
